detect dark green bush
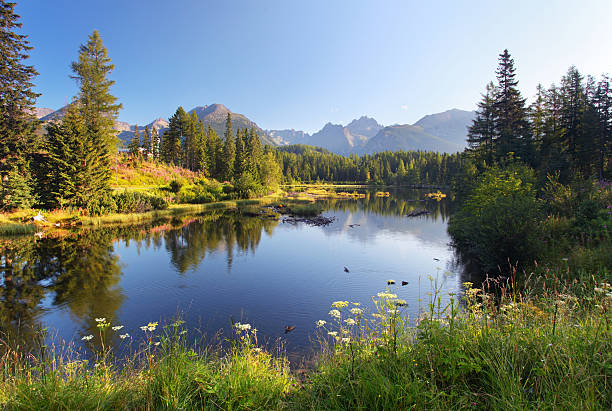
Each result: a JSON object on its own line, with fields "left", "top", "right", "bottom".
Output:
{"left": 448, "top": 164, "right": 542, "bottom": 272}
{"left": 169, "top": 179, "right": 183, "bottom": 194}
{"left": 113, "top": 191, "right": 167, "bottom": 213}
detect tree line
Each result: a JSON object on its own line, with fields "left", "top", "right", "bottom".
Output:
{"left": 467, "top": 49, "right": 611, "bottom": 181}
{"left": 274, "top": 145, "right": 464, "bottom": 186}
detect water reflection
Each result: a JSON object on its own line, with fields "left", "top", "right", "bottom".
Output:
{"left": 1, "top": 190, "right": 459, "bottom": 355}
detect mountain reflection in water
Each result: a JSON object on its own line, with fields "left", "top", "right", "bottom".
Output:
{"left": 0, "top": 189, "right": 461, "bottom": 356}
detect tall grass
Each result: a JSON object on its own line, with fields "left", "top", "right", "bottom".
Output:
{"left": 0, "top": 222, "right": 37, "bottom": 235}
{"left": 1, "top": 275, "right": 610, "bottom": 409}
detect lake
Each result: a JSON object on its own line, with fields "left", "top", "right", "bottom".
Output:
{"left": 0, "top": 189, "right": 463, "bottom": 360}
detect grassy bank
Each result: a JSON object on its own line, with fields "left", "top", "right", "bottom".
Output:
{"left": 1, "top": 274, "right": 609, "bottom": 410}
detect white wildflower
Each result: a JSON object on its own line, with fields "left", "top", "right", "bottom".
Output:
{"left": 329, "top": 309, "right": 341, "bottom": 319}
{"left": 112, "top": 325, "right": 124, "bottom": 331}
{"left": 350, "top": 308, "right": 363, "bottom": 316}
{"left": 344, "top": 318, "right": 356, "bottom": 326}
{"left": 377, "top": 292, "right": 397, "bottom": 299}
{"left": 81, "top": 335, "right": 94, "bottom": 341}
{"left": 327, "top": 331, "right": 338, "bottom": 337}
{"left": 316, "top": 320, "right": 327, "bottom": 327}
{"left": 119, "top": 333, "right": 130, "bottom": 339}
{"left": 94, "top": 318, "right": 106, "bottom": 323}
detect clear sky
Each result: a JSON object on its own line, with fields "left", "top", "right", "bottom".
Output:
{"left": 15, "top": 0, "right": 612, "bottom": 133}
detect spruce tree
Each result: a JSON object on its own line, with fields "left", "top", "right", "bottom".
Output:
{"left": 222, "top": 113, "right": 235, "bottom": 181}
{"left": 142, "top": 126, "right": 151, "bottom": 158}
{"left": 0, "top": 0, "right": 39, "bottom": 209}
{"left": 493, "top": 49, "right": 532, "bottom": 163}
{"left": 128, "top": 127, "right": 141, "bottom": 157}
{"left": 62, "top": 30, "right": 121, "bottom": 203}
{"left": 234, "top": 128, "right": 246, "bottom": 181}
{"left": 467, "top": 81, "right": 497, "bottom": 165}
{"left": 44, "top": 105, "right": 109, "bottom": 208}
{"left": 70, "top": 30, "right": 122, "bottom": 152}
{"left": 150, "top": 127, "right": 160, "bottom": 160}
{"left": 592, "top": 75, "right": 612, "bottom": 179}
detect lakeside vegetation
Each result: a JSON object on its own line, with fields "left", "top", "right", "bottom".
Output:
{"left": 1, "top": 274, "right": 609, "bottom": 409}
{"left": 0, "top": 1, "right": 611, "bottom": 410}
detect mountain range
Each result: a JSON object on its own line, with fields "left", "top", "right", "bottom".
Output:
{"left": 34, "top": 104, "right": 474, "bottom": 155}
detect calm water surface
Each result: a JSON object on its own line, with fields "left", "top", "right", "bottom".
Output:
{"left": 1, "top": 189, "right": 462, "bottom": 358}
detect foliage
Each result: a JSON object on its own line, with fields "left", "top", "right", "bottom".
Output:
{"left": 0, "top": 165, "right": 36, "bottom": 210}
{"left": 449, "top": 164, "right": 541, "bottom": 271}
{"left": 0, "top": 0, "right": 39, "bottom": 210}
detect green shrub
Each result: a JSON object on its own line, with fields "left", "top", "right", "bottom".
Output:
{"left": 448, "top": 164, "right": 542, "bottom": 272}
{"left": 169, "top": 179, "right": 183, "bottom": 194}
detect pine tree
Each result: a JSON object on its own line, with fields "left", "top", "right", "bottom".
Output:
{"left": 246, "top": 128, "right": 262, "bottom": 177}
{"left": 592, "top": 75, "right": 612, "bottom": 179}
{"left": 234, "top": 128, "right": 246, "bottom": 181}
{"left": 128, "top": 127, "right": 141, "bottom": 157}
{"left": 150, "top": 127, "right": 160, "bottom": 160}
{"left": 70, "top": 30, "right": 122, "bottom": 152}
{"left": 163, "top": 107, "right": 188, "bottom": 165}
{"left": 142, "top": 126, "right": 151, "bottom": 158}
{"left": 493, "top": 49, "right": 532, "bottom": 163}
{"left": 44, "top": 105, "right": 109, "bottom": 208}
{"left": 0, "top": 1, "right": 40, "bottom": 209}
{"left": 65, "top": 30, "right": 121, "bottom": 202}
{"left": 222, "top": 113, "right": 235, "bottom": 181}
{"left": 207, "top": 127, "right": 222, "bottom": 178}
{"left": 467, "top": 81, "right": 497, "bottom": 164}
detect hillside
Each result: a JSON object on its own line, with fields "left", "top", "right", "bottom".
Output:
{"left": 413, "top": 108, "right": 474, "bottom": 146}
{"left": 189, "top": 104, "right": 276, "bottom": 146}
{"left": 361, "top": 124, "right": 463, "bottom": 154}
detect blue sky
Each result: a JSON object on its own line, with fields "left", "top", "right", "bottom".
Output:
{"left": 16, "top": 0, "right": 612, "bottom": 133}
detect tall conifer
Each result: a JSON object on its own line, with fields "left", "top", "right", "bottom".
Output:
{"left": 0, "top": 0, "right": 39, "bottom": 209}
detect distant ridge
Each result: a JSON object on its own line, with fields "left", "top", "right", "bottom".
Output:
{"left": 35, "top": 105, "right": 474, "bottom": 154}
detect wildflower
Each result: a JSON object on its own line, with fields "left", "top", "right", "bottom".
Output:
{"left": 94, "top": 363, "right": 100, "bottom": 368}
{"left": 377, "top": 292, "right": 397, "bottom": 299}
{"left": 119, "top": 333, "right": 130, "bottom": 339}
{"left": 371, "top": 313, "right": 383, "bottom": 318}
{"left": 341, "top": 337, "right": 350, "bottom": 343}
{"left": 329, "top": 309, "right": 341, "bottom": 319}
{"left": 344, "top": 318, "right": 356, "bottom": 326}
{"left": 316, "top": 320, "right": 327, "bottom": 327}
{"left": 392, "top": 299, "right": 407, "bottom": 307}
{"left": 234, "top": 322, "right": 252, "bottom": 331}
{"left": 561, "top": 258, "right": 569, "bottom": 261}
{"left": 172, "top": 320, "right": 185, "bottom": 327}
{"left": 331, "top": 301, "right": 349, "bottom": 308}
{"left": 147, "top": 322, "right": 158, "bottom": 332}
{"left": 350, "top": 307, "right": 363, "bottom": 316}
{"left": 112, "top": 325, "right": 124, "bottom": 331}
{"left": 154, "top": 342, "right": 160, "bottom": 346}
{"left": 95, "top": 318, "right": 106, "bottom": 323}
{"left": 328, "top": 331, "right": 338, "bottom": 337}
{"left": 253, "top": 347, "right": 262, "bottom": 353}
{"left": 81, "top": 335, "right": 94, "bottom": 341}
{"left": 179, "top": 330, "right": 187, "bottom": 335}
{"left": 351, "top": 302, "right": 361, "bottom": 306}
{"left": 140, "top": 326, "right": 148, "bottom": 331}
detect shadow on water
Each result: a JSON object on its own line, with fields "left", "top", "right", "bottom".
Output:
{"left": 1, "top": 189, "right": 467, "bottom": 358}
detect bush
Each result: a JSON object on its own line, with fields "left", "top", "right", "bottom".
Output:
{"left": 234, "top": 174, "right": 264, "bottom": 199}
{"left": 113, "top": 191, "right": 168, "bottom": 213}
{"left": 169, "top": 179, "right": 183, "bottom": 194}
{"left": 448, "top": 164, "right": 542, "bottom": 272}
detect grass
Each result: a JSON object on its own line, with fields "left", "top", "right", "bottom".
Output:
{"left": 1, "top": 272, "right": 609, "bottom": 410}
